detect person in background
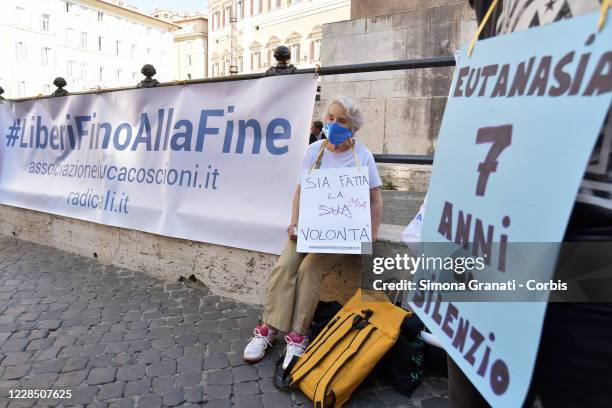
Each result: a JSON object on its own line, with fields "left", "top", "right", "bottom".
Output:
{"left": 243, "top": 96, "right": 384, "bottom": 369}
{"left": 446, "top": 2, "right": 611, "bottom": 408}
{"left": 309, "top": 120, "right": 325, "bottom": 144}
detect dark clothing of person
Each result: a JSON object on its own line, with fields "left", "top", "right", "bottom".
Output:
{"left": 309, "top": 133, "right": 326, "bottom": 145}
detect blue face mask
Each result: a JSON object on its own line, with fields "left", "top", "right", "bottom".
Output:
{"left": 325, "top": 122, "right": 353, "bottom": 145}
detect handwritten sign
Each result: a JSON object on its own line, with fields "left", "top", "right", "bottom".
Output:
{"left": 297, "top": 167, "right": 371, "bottom": 254}
{"left": 407, "top": 13, "right": 612, "bottom": 407}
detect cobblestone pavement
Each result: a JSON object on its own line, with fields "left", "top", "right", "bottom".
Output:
{"left": 0, "top": 236, "right": 448, "bottom": 408}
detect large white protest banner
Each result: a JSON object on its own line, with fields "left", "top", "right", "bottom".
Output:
{"left": 0, "top": 75, "right": 318, "bottom": 255}
{"left": 297, "top": 167, "right": 371, "bottom": 254}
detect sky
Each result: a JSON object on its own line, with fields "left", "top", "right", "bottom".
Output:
{"left": 127, "top": 0, "right": 208, "bottom": 15}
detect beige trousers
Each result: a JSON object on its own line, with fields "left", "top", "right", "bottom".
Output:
{"left": 263, "top": 240, "right": 359, "bottom": 334}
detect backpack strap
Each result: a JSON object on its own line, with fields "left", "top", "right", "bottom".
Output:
{"left": 288, "top": 310, "right": 373, "bottom": 387}
{"left": 313, "top": 325, "right": 377, "bottom": 407}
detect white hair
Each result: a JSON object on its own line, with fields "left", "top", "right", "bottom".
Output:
{"left": 322, "top": 96, "right": 365, "bottom": 131}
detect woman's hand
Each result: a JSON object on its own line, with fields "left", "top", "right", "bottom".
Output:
{"left": 287, "top": 222, "right": 298, "bottom": 241}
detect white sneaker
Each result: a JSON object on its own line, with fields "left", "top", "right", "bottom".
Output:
{"left": 243, "top": 325, "right": 277, "bottom": 363}
{"left": 282, "top": 332, "right": 309, "bottom": 370}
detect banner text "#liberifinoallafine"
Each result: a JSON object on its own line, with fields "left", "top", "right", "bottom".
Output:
{"left": 4, "top": 107, "right": 292, "bottom": 154}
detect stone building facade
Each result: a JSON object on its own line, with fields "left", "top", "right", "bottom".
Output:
{"left": 0, "top": 0, "right": 178, "bottom": 98}
{"left": 316, "top": 0, "right": 477, "bottom": 190}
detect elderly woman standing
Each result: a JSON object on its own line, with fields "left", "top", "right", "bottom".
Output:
{"left": 243, "top": 96, "right": 384, "bottom": 368}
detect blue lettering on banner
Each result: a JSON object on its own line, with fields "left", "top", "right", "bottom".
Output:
{"left": 4, "top": 107, "right": 293, "bottom": 155}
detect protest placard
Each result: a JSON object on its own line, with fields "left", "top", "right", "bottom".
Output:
{"left": 297, "top": 167, "right": 371, "bottom": 254}
{"left": 407, "top": 12, "right": 612, "bottom": 407}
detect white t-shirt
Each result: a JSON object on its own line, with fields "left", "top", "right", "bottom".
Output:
{"left": 298, "top": 140, "right": 383, "bottom": 189}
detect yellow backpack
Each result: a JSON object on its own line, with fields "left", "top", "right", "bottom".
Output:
{"left": 282, "top": 289, "right": 410, "bottom": 408}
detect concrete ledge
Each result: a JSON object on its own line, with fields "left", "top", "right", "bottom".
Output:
{"left": 0, "top": 204, "right": 409, "bottom": 306}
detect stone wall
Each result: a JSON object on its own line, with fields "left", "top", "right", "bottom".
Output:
{"left": 0, "top": 204, "right": 406, "bottom": 306}
{"left": 317, "top": 1, "right": 477, "bottom": 190}
{"left": 351, "top": 0, "right": 466, "bottom": 19}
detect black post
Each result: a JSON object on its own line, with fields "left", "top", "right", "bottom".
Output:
{"left": 265, "top": 45, "right": 297, "bottom": 76}
{"left": 137, "top": 64, "right": 160, "bottom": 88}
{"left": 0, "top": 86, "right": 4, "bottom": 101}
{"left": 51, "top": 77, "right": 69, "bottom": 97}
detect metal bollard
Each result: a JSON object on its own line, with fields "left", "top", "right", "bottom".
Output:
{"left": 51, "top": 77, "right": 69, "bottom": 97}
{"left": 265, "top": 45, "right": 297, "bottom": 76}
{"left": 137, "top": 64, "right": 160, "bottom": 88}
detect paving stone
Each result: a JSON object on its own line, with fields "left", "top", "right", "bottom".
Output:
{"left": 53, "top": 335, "right": 77, "bottom": 347}
{"left": 71, "top": 385, "right": 99, "bottom": 405}
{"left": 22, "top": 373, "right": 59, "bottom": 388}
{"left": 177, "top": 357, "right": 202, "bottom": 373}
{"left": 259, "top": 377, "right": 278, "bottom": 393}
{"left": 257, "top": 363, "right": 276, "bottom": 378}
{"left": 161, "top": 347, "right": 183, "bottom": 360}
{"left": 203, "top": 355, "right": 229, "bottom": 370}
{"left": 261, "top": 392, "right": 292, "bottom": 408}
{"left": 177, "top": 372, "right": 202, "bottom": 388}
{"left": 113, "top": 352, "right": 137, "bottom": 367}
{"left": 204, "top": 384, "right": 231, "bottom": 400}
{"left": 152, "top": 376, "right": 175, "bottom": 393}
{"left": 62, "top": 357, "right": 89, "bottom": 372}
{"left": 208, "top": 341, "right": 231, "bottom": 356}
{"left": 124, "top": 329, "right": 147, "bottom": 341}
{"left": 151, "top": 337, "right": 175, "bottom": 350}
{"left": 233, "top": 381, "right": 260, "bottom": 396}
{"left": 198, "top": 332, "right": 221, "bottom": 344}
{"left": 204, "top": 400, "right": 231, "bottom": 408}
{"left": 232, "top": 395, "right": 264, "bottom": 408}
{"left": 28, "top": 329, "right": 49, "bottom": 340}
{"left": 137, "top": 350, "right": 161, "bottom": 364}
{"left": 1, "top": 339, "right": 29, "bottom": 352}
{"left": 218, "top": 319, "right": 237, "bottom": 330}
{"left": 129, "top": 339, "right": 151, "bottom": 352}
{"left": 161, "top": 388, "right": 184, "bottom": 407}
{"left": 138, "top": 393, "right": 162, "bottom": 408}
{"left": 108, "top": 397, "right": 136, "bottom": 408}
{"left": 124, "top": 378, "right": 151, "bottom": 397}
{"left": 32, "top": 358, "right": 66, "bottom": 374}
{"left": 106, "top": 341, "right": 130, "bottom": 354}
{"left": 117, "top": 364, "right": 146, "bottom": 381}
{"left": 26, "top": 337, "right": 55, "bottom": 351}
{"left": 148, "top": 327, "right": 172, "bottom": 339}
{"left": 205, "top": 369, "right": 233, "bottom": 386}
{"left": 227, "top": 352, "right": 248, "bottom": 367}
{"left": 146, "top": 360, "right": 176, "bottom": 378}
{"left": 232, "top": 365, "right": 259, "bottom": 383}
{"left": 175, "top": 334, "right": 198, "bottom": 347}
{"left": 85, "top": 353, "right": 113, "bottom": 369}
{"left": 57, "top": 368, "right": 90, "bottom": 387}
{"left": 99, "top": 381, "right": 125, "bottom": 400}
{"left": 87, "top": 366, "right": 117, "bottom": 385}
{"left": 38, "top": 320, "right": 62, "bottom": 330}
{"left": 81, "top": 343, "right": 107, "bottom": 357}
{"left": 183, "top": 387, "right": 203, "bottom": 403}
{"left": 1, "top": 365, "right": 30, "bottom": 380}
